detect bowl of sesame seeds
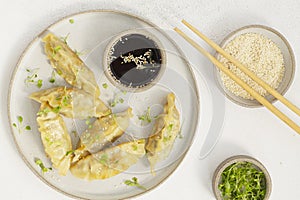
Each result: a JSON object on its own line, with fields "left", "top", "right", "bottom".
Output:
{"left": 103, "top": 29, "right": 166, "bottom": 92}
{"left": 214, "top": 25, "right": 295, "bottom": 107}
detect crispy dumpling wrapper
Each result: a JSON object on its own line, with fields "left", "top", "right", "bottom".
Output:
{"left": 72, "top": 108, "right": 133, "bottom": 162}
{"left": 145, "top": 93, "right": 180, "bottom": 173}
{"left": 30, "top": 86, "right": 111, "bottom": 119}
{"left": 43, "top": 33, "right": 100, "bottom": 96}
{"left": 37, "top": 103, "right": 73, "bottom": 176}
{"left": 70, "top": 139, "right": 145, "bottom": 180}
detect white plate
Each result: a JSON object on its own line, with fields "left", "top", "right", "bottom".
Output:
{"left": 8, "top": 10, "right": 200, "bottom": 199}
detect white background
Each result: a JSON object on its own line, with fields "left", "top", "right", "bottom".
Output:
{"left": 1, "top": 0, "right": 300, "bottom": 199}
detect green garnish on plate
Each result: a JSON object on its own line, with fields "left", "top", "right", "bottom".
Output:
{"left": 49, "top": 70, "right": 57, "bottom": 83}
{"left": 218, "top": 162, "right": 266, "bottom": 200}
{"left": 12, "top": 115, "right": 31, "bottom": 134}
{"left": 25, "top": 68, "right": 43, "bottom": 88}
{"left": 124, "top": 177, "right": 146, "bottom": 190}
{"left": 35, "top": 158, "right": 52, "bottom": 173}
{"left": 102, "top": 83, "right": 108, "bottom": 89}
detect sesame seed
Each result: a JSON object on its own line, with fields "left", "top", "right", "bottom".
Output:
{"left": 218, "top": 32, "right": 285, "bottom": 100}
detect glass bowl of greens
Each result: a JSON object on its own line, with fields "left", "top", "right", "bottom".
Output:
{"left": 212, "top": 155, "right": 272, "bottom": 200}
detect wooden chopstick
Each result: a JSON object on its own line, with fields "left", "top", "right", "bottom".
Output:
{"left": 174, "top": 24, "right": 300, "bottom": 134}
{"left": 181, "top": 19, "right": 300, "bottom": 117}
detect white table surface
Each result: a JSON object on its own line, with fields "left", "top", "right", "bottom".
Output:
{"left": 1, "top": 0, "right": 300, "bottom": 199}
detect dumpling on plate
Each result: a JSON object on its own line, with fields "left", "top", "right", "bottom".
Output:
{"left": 30, "top": 86, "right": 111, "bottom": 119}
{"left": 43, "top": 33, "right": 100, "bottom": 96}
{"left": 70, "top": 139, "right": 145, "bottom": 180}
{"left": 145, "top": 93, "right": 180, "bottom": 173}
{"left": 36, "top": 102, "right": 73, "bottom": 176}
{"left": 73, "top": 108, "right": 133, "bottom": 162}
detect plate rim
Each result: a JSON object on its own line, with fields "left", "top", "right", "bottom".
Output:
{"left": 7, "top": 9, "right": 201, "bottom": 200}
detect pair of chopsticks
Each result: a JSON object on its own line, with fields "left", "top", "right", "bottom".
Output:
{"left": 174, "top": 20, "right": 300, "bottom": 134}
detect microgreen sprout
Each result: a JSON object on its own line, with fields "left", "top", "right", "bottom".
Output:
{"left": 52, "top": 45, "right": 62, "bottom": 57}
{"left": 25, "top": 68, "right": 43, "bottom": 88}
{"left": 37, "top": 106, "right": 61, "bottom": 116}
{"left": 37, "top": 79, "right": 43, "bottom": 88}
{"left": 124, "top": 177, "right": 146, "bottom": 190}
{"left": 12, "top": 115, "right": 31, "bottom": 134}
{"left": 66, "top": 150, "right": 75, "bottom": 156}
{"left": 110, "top": 95, "right": 125, "bottom": 107}
{"left": 49, "top": 70, "right": 57, "bottom": 83}
{"left": 138, "top": 107, "right": 157, "bottom": 124}
{"left": 35, "top": 158, "right": 52, "bottom": 173}
{"left": 99, "top": 154, "right": 108, "bottom": 165}
{"left": 71, "top": 130, "right": 78, "bottom": 138}
{"left": 85, "top": 117, "right": 93, "bottom": 129}
{"left": 37, "top": 108, "right": 51, "bottom": 116}
{"left": 177, "top": 119, "right": 184, "bottom": 139}
{"left": 218, "top": 162, "right": 266, "bottom": 200}
{"left": 102, "top": 83, "right": 108, "bottom": 89}
{"left": 60, "top": 33, "right": 70, "bottom": 44}
{"left": 74, "top": 49, "right": 86, "bottom": 56}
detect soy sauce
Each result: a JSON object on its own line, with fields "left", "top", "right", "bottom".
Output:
{"left": 108, "top": 33, "right": 163, "bottom": 89}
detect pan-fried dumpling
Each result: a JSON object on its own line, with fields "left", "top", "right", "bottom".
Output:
{"left": 70, "top": 139, "right": 145, "bottom": 180}
{"left": 145, "top": 93, "right": 180, "bottom": 173}
{"left": 43, "top": 33, "right": 100, "bottom": 96}
{"left": 73, "top": 108, "right": 133, "bottom": 162}
{"left": 30, "top": 86, "right": 111, "bottom": 119}
{"left": 37, "top": 103, "right": 73, "bottom": 176}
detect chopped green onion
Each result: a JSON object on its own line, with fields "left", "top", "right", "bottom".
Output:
{"left": 69, "top": 19, "right": 74, "bottom": 24}
{"left": 12, "top": 123, "right": 17, "bottom": 128}
{"left": 25, "top": 126, "right": 31, "bottom": 130}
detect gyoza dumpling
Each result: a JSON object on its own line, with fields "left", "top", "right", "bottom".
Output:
{"left": 43, "top": 33, "right": 100, "bottom": 96}
{"left": 73, "top": 108, "right": 133, "bottom": 162}
{"left": 37, "top": 103, "right": 73, "bottom": 176}
{"left": 30, "top": 86, "right": 111, "bottom": 119}
{"left": 145, "top": 93, "right": 180, "bottom": 173}
{"left": 70, "top": 139, "right": 145, "bottom": 180}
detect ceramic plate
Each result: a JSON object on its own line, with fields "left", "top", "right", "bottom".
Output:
{"left": 8, "top": 10, "right": 200, "bottom": 199}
